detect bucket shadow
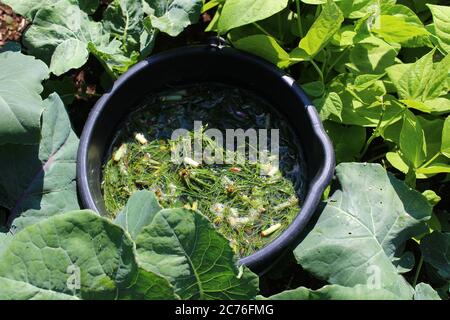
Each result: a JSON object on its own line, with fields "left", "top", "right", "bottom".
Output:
{"left": 0, "top": 143, "right": 44, "bottom": 231}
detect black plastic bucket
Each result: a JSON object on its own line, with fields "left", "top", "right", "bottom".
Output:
{"left": 77, "top": 44, "right": 335, "bottom": 274}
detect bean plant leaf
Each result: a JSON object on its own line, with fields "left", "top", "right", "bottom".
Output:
{"left": 301, "top": 81, "right": 324, "bottom": 97}
{"left": 442, "top": 116, "right": 450, "bottom": 159}
{"left": 416, "top": 164, "right": 450, "bottom": 175}
{"left": 422, "top": 54, "right": 450, "bottom": 100}
{"left": 217, "top": 0, "right": 289, "bottom": 34}
{"left": 261, "top": 284, "right": 399, "bottom": 300}
{"left": 418, "top": 115, "right": 447, "bottom": 164}
{"left": 385, "top": 151, "right": 410, "bottom": 176}
{"left": 425, "top": 97, "right": 450, "bottom": 115}
{"left": 0, "top": 52, "right": 49, "bottom": 145}
{"left": 316, "top": 91, "right": 343, "bottom": 121}
{"left": 414, "top": 283, "right": 442, "bottom": 300}
{"left": 420, "top": 232, "right": 450, "bottom": 281}
{"left": 294, "top": 163, "right": 431, "bottom": 298}
{"left": 299, "top": 0, "right": 344, "bottom": 57}
{"left": 399, "top": 110, "right": 427, "bottom": 168}
{"left": 336, "top": 0, "right": 394, "bottom": 19}
{"left": 427, "top": 4, "right": 450, "bottom": 54}
{"left": 233, "top": 35, "right": 291, "bottom": 68}
{"left": 0, "top": 211, "right": 140, "bottom": 299}
{"left": 349, "top": 36, "right": 398, "bottom": 74}
{"left": 0, "top": 94, "right": 79, "bottom": 231}
{"left": 323, "top": 121, "right": 366, "bottom": 163}
{"left": 135, "top": 208, "right": 259, "bottom": 300}
{"left": 1, "top": 0, "right": 99, "bottom": 20}
{"left": 323, "top": 75, "right": 403, "bottom": 127}
{"left": 114, "top": 190, "right": 162, "bottom": 240}
{"left": 372, "top": 5, "right": 431, "bottom": 48}
{"left": 384, "top": 113, "right": 445, "bottom": 168}
{"left": 144, "top": 0, "right": 203, "bottom": 37}
{"left": 388, "top": 50, "right": 450, "bottom": 102}
{"left": 385, "top": 62, "right": 411, "bottom": 86}
{"left": 396, "top": 50, "right": 433, "bottom": 100}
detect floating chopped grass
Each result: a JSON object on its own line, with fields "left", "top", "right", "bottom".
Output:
{"left": 102, "top": 83, "right": 304, "bottom": 257}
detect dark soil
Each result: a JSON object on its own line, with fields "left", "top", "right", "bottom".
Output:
{"left": 0, "top": 3, "right": 28, "bottom": 46}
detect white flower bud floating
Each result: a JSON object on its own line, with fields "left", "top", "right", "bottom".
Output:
{"left": 261, "top": 223, "right": 281, "bottom": 237}
{"left": 183, "top": 157, "right": 200, "bottom": 168}
{"left": 210, "top": 203, "right": 225, "bottom": 217}
{"left": 135, "top": 133, "right": 148, "bottom": 145}
{"left": 113, "top": 143, "right": 127, "bottom": 162}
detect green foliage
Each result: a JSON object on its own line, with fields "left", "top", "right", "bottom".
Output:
{"left": 1, "top": 0, "right": 99, "bottom": 19}
{"left": 323, "top": 121, "right": 366, "bottom": 163}
{"left": 0, "top": 54, "right": 258, "bottom": 299}
{"left": 5, "top": 0, "right": 200, "bottom": 78}
{"left": 0, "top": 52, "right": 79, "bottom": 232}
{"left": 0, "top": 52, "right": 48, "bottom": 145}
{"left": 261, "top": 284, "right": 399, "bottom": 300}
{"left": 114, "top": 190, "right": 163, "bottom": 240}
{"left": 421, "top": 231, "right": 450, "bottom": 281}
{"left": 298, "top": 0, "right": 344, "bottom": 58}
{"left": 414, "top": 283, "right": 442, "bottom": 300}
{"left": 0, "top": 192, "right": 258, "bottom": 300}
{"left": 0, "top": 0, "right": 449, "bottom": 300}
{"left": 21, "top": 0, "right": 116, "bottom": 76}
{"left": 0, "top": 210, "right": 175, "bottom": 300}
{"left": 294, "top": 163, "right": 431, "bottom": 298}
{"left": 234, "top": 35, "right": 293, "bottom": 68}
{"left": 371, "top": 4, "right": 431, "bottom": 48}
{"left": 144, "top": 0, "right": 203, "bottom": 37}
{"left": 427, "top": 4, "right": 450, "bottom": 54}
{"left": 2, "top": 94, "right": 80, "bottom": 232}
{"left": 210, "top": 0, "right": 450, "bottom": 185}
{"left": 135, "top": 206, "right": 259, "bottom": 299}
{"left": 217, "top": 0, "right": 289, "bottom": 34}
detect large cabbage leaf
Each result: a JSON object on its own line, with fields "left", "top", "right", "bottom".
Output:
{"left": 134, "top": 206, "right": 259, "bottom": 300}
{"left": 0, "top": 210, "right": 174, "bottom": 300}
{"left": 294, "top": 163, "right": 432, "bottom": 299}
{"left": 260, "top": 284, "right": 399, "bottom": 300}
{"left": 0, "top": 52, "right": 48, "bottom": 145}
{"left": 0, "top": 93, "right": 79, "bottom": 231}
{"left": 144, "top": 0, "right": 203, "bottom": 36}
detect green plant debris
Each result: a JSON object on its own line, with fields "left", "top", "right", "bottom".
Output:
{"left": 102, "top": 84, "right": 303, "bottom": 257}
